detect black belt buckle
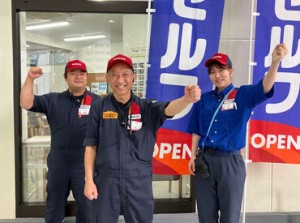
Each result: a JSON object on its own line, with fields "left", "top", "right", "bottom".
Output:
{"left": 205, "top": 147, "right": 241, "bottom": 156}
{"left": 206, "top": 148, "right": 216, "bottom": 154}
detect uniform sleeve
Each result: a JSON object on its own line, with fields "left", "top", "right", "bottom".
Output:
{"left": 145, "top": 100, "right": 168, "bottom": 133}
{"left": 83, "top": 98, "right": 101, "bottom": 147}
{"left": 243, "top": 79, "right": 274, "bottom": 107}
{"left": 29, "top": 94, "right": 52, "bottom": 115}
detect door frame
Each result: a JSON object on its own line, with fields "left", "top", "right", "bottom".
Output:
{"left": 12, "top": 0, "right": 195, "bottom": 217}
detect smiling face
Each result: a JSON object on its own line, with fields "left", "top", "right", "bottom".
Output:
{"left": 208, "top": 63, "right": 233, "bottom": 92}
{"left": 106, "top": 63, "right": 136, "bottom": 103}
{"left": 65, "top": 68, "right": 88, "bottom": 95}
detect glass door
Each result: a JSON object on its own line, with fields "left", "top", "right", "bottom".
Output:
{"left": 19, "top": 10, "right": 151, "bottom": 215}
{"left": 13, "top": 0, "right": 195, "bottom": 217}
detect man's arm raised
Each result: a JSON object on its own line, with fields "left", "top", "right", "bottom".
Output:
{"left": 20, "top": 67, "right": 43, "bottom": 109}
{"left": 164, "top": 84, "right": 201, "bottom": 117}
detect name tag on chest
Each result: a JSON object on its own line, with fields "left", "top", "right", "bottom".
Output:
{"left": 78, "top": 105, "right": 91, "bottom": 116}
{"left": 222, "top": 99, "right": 237, "bottom": 111}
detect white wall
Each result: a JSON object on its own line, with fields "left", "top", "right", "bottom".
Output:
{"left": 0, "top": 0, "right": 16, "bottom": 219}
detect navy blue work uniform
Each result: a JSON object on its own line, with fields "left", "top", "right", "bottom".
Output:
{"left": 29, "top": 90, "right": 100, "bottom": 223}
{"left": 187, "top": 80, "right": 274, "bottom": 223}
{"left": 84, "top": 93, "right": 169, "bottom": 223}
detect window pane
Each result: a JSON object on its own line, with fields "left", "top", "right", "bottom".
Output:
{"left": 20, "top": 11, "right": 190, "bottom": 204}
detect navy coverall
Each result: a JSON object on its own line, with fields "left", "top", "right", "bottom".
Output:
{"left": 29, "top": 90, "right": 100, "bottom": 223}
{"left": 84, "top": 93, "right": 168, "bottom": 223}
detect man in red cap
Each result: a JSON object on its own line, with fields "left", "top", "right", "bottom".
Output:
{"left": 83, "top": 54, "right": 201, "bottom": 223}
{"left": 20, "top": 59, "right": 100, "bottom": 223}
{"left": 187, "top": 43, "right": 288, "bottom": 223}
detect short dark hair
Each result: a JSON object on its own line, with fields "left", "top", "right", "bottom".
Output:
{"left": 207, "top": 61, "right": 232, "bottom": 74}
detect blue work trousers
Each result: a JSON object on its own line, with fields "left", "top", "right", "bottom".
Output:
{"left": 194, "top": 151, "right": 246, "bottom": 223}
{"left": 87, "top": 169, "right": 154, "bottom": 223}
{"left": 45, "top": 160, "right": 88, "bottom": 223}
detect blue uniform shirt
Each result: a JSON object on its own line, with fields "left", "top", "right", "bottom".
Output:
{"left": 187, "top": 80, "right": 274, "bottom": 151}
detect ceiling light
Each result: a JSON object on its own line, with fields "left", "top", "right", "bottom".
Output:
{"left": 26, "top": 21, "right": 69, "bottom": 30}
{"left": 64, "top": 34, "right": 106, "bottom": 42}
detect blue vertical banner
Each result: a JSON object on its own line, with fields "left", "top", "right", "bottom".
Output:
{"left": 250, "top": 0, "right": 300, "bottom": 163}
{"left": 147, "top": 0, "right": 225, "bottom": 174}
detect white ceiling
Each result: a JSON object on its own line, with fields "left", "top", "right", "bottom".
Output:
{"left": 26, "top": 12, "right": 124, "bottom": 51}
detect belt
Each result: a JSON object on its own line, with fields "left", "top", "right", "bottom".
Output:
{"left": 95, "top": 166, "right": 152, "bottom": 178}
{"left": 204, "top": 147, "right": 241, "bottom": 156}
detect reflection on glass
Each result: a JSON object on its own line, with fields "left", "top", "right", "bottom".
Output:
{"left": 20, "top": 11, "right": 190, "bottom": 204}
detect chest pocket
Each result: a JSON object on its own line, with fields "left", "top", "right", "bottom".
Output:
{"left": 128, "top": 127, "right": 156, "bottom": 163}
{"left": 98, "top": 101, "right": 121, "bottom": 151}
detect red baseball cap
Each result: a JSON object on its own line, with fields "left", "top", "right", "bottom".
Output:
{"left": 107, "top": 54, "right": 133, "bottom": 72}
{"left": 204, "top": 53, "right": 232, "bottom": 68}
{"left": 65, "top": 60, "right": 87, "bottom": 72}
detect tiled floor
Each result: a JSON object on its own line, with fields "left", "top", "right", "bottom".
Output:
{"left": 0, "top": 213, "right": 199, "bottom": 223}
{"left": 2, "top": 213, "right": 300, "bottom": 223}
